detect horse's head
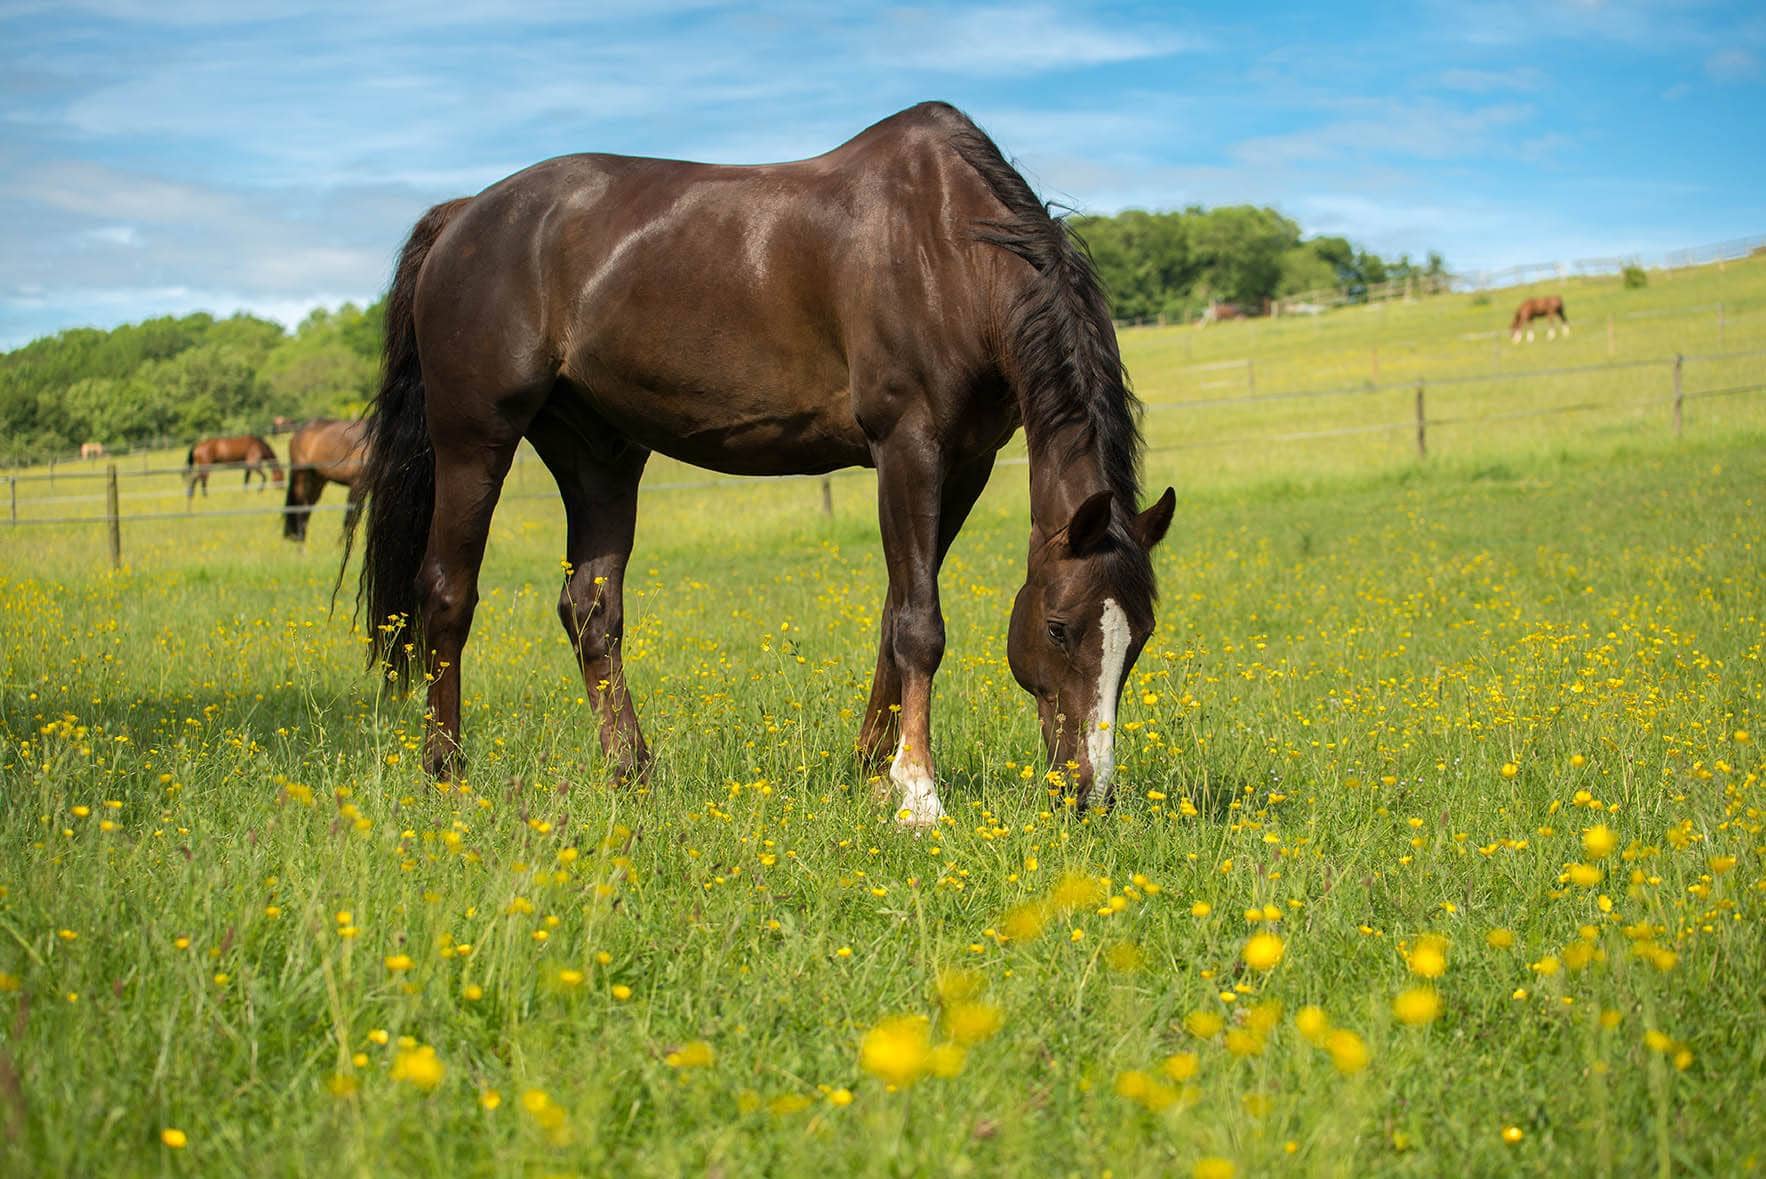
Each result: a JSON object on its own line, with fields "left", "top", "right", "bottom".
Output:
{"left": 1007, "top": 486, "right": 1175, "bottom": 810}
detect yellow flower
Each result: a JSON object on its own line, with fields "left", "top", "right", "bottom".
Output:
{"left": 610, "top": 984, "right": 633, "bottom": 1002}
{"left": 1001, "top": 902, "right": 1050, "bottom": 942}
{"left": 1500, "top": 762, "right": 1519, "bottom": 779}
{"left": 1501, "top": 1125, "right": 1524, "bottom": 1144}
{"left": 1567, "top": 862, "right": 1602, "bottom": 887}
{"left": 944, "top": 1001, "right": 1003, "bottom": 1046}
{"left": 1393, "top": 986, "right": 1442, "bottom": 1026}
{"left": 389, "top": 1044, "right": 445, "bottom": 1091}
{"left": 828, "top": 1087, "right": 854, "bottom": 1107}
{"left": 1486, "top": 928, "right": 1515, "bottom": 950}
{"left": 928, "top": 1042, "right": 966, "bottom": 1078}
{"left": 161, "top": 1128, "right": 187, "bottom": 1149}
{"left": 664, "top": 1040, "right": 715, "bottom": 1069}
{"left": 1408, "top": 934, "right": 1448, "bottom": 978}
{"left": 1184, "top": 1010, "right": 1225, "bottom": 1039}
{"left": 384, "top": 954, "right": 414, "bottom": 973}
{"left": 558, "top": 968, "right": 585, "bottom": 987}
{"left": 1194, "top": 1158, "right": 1236, "bottom": 1179}
{"left": 859, "top": 1015, "right": 932, "bottom": 1087}
{"left": 1190, "top": 901, "right": 1212, "bottom": 918}
{"left": 1241, "top": 932, "right": 1285, "bottom": 971}
{"left": 1326, "top": 1029, "right": 1370, "bottom": 1075}
{"left": 1162, "top": 1051, "right": 1200, "bottom": 1081}
{"left": 1294, "top": 1005, "right": 1330, "bottom": 1045}
{"left": 480, "top": 1089, "right": 501, "bottom": 1110}
{"left": 1582, "top": 824, "right": 1617, "bottom": 859}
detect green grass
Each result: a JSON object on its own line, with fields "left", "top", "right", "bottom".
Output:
{"left": 1, "top": 263, "right": 1763, "bottom": 1177}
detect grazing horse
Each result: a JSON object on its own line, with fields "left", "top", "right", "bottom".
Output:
{"left": 185, "top": 435, "right": 282, "bottom": 498}
{"left": 80, "top": 442, "right": 106, "bottom": 460}
{"left": 283, "top": 418, "right": 369, "bottom": 541}
{"left": 1510, "top": 295, "right": 1569, "bottom": 343}
{"left": 349, "top": 102, "right": 1177, "bottom": 825}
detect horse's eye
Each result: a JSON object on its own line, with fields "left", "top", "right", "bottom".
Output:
{"left": 1046, "top": 620, "right": 1067, "bottom": 646}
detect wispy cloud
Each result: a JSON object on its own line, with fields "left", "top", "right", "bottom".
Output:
{"left": 1, "top": 0, "right": 1762, "bottom": 348}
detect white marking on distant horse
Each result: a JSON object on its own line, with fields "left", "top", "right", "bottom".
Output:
{"left": 890, "top": 738, "right": 945, "bottom": 828}
{"left": 1085, "top": 597, "right": 1131, "bottom": 803}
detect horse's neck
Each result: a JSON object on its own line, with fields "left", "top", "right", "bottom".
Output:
{"left": 1026, "top": 424, "right": 1111, "bottom": 536}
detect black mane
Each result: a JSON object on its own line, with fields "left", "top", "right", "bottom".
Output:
{"left": 945, "top": 114, "right": 1144, "bottom": 511}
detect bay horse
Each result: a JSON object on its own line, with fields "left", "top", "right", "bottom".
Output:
{"left": 185, "top": 435, "right": 282, "bottom": 498}
{"left": 349, "top": 102, "right": 1176, "bottom": 826}
{"left": 1510, "top": 294, "right": 1569, "bottom": 342}
{"left": 283, "top": 418, "right": 369, "bottom": 541}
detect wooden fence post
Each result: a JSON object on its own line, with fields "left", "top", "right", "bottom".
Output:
{"left": 106, "top": 462, "right": 121, "bottom": 569}
{"left": 1414, "top": 381, "right": 1427, "bottom": 459}
{"left": 820, "top": 476, "right": 833, "bottom": 519}
{"left": 1672, "top": 354, "right": 1684, "bottom": 438}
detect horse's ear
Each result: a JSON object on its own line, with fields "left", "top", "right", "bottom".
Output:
{"left": 1133, "top": 487, "right": 1177, "bottom": 550}
{"left": 1066, "top": 490, "right": 1114, "bottom": 555}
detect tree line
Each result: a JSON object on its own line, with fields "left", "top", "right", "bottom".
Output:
{"left": 1071, "top": 204, "right": 1445, "bottom": 322}
{"left": 1, "top": 302, "right": 384, "bottom": 462}
{"left": 2, "top": 204, "right": 1442, "bottom": 459}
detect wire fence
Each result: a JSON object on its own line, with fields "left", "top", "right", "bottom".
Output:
{"left": 7, "top": 345, "right": 1763, "bottom": 570}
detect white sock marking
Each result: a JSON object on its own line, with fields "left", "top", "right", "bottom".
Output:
{"left": 889, "top": 738, "right": 945, "bottom": 827}
{"left": 1085, "top": 598, "right": 1131, "bottom": 802}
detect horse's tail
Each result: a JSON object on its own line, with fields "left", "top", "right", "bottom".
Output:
{"left": 1556, "top": 297, "right": 1568, "bottom": 323}
{"left": 282, "top": 436, "right": 309, "bottom": 541}
{"left": 185, "top": 444, "right": 195, "bottom": 467}
{"left": 342, "top": 196, "right": 471, "bottom": 684}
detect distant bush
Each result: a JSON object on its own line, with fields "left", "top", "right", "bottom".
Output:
{"left": 1470, "top": 293, "right": 1491, "bottom": 307}
{"left": 1622, "top": 265, "right": 1648, "bottom": 289}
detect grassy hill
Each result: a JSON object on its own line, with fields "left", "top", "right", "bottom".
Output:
{"left": 0, "top": 257, "right": 1762, "bottom": 1177}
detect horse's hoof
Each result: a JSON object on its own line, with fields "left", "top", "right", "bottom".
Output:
{"left": 893, "top": 799, "right": 946, "bottom": 831}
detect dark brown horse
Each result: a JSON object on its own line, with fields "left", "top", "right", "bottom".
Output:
{"left": 1510, "top": 294, "right": 1569, "bottom": 342}
{"left": 185, "top": 435, "right": 282, "bottom": 498}
{"left": 349, "top": 102, "right": 1176, "bottom": 825}
{"left": 284, "top": 418, "right": 369, "bottom": 541}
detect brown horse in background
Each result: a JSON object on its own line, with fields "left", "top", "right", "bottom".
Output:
{"left": 1511, "top": 295, "right": 1569, "bottom": 342}
{"left": 348, "top": 102, "right": 1176, "bottom": 825}
{"left": 283, "top": 418, "right": 368, "bottom": 541}
{"left": 185, "top": 435, "right": 282, "bottom": 498}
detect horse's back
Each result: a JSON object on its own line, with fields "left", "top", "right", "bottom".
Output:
{"left": 409, "top": 105, "right": 1011, "bottom": 473}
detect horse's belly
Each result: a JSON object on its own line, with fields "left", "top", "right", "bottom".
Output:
{"left": 572, "top": 379, "right": 871, "bottom": 476}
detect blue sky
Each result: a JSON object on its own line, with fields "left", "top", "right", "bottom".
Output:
{"left": 2, "top": 0, "right": 1762, "bottom": 348}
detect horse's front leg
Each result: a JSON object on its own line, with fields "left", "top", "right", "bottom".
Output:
{"left": 871, "top": 439, "right": 953, "bottom": 829}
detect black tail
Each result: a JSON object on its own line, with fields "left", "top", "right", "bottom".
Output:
{"left": 185, "top": 444, "right": 195, "bottom": 467}
{"left": 342, "top": 197, "right": 472, "bottom": 686}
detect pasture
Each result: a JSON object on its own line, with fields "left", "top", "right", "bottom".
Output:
{"left": 2, "top": 260, "right": 1763, "bottom": 1176}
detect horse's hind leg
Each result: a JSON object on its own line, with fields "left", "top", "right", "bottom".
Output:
{"left": 419, "top": 410, "right": 529, "bottom": 779}
{"left": 529, "top": 411, "right": 652, "bottom": 782}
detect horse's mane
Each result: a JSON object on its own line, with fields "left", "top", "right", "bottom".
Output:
{"left": 944, "top": 113, "right": 1143, "bottom": 510}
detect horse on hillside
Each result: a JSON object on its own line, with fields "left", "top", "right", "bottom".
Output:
{"left": 1511, "top": 295, "right": 1569, "bottom": 343}
{"left": 185, "top": 435, "right": 282, "bottom": 498}
{"left": 348, "top": 102, "right": 1177, "bottom": 826}
{"left": 283, "top": 418, "right": 368, "bottom": 541}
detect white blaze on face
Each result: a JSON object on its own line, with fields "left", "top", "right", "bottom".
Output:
{"left": 1085, "top": 597, "right": 1131, "bottom": 799}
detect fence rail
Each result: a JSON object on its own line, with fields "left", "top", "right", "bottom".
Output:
{"left": 8, "top": 347, "right": 1764, "bottom": 569}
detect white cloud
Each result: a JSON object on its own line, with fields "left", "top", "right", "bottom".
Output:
{"left": 1706, "top": 48, "right": 1758, "bottom": 82}
{"left": 878, "top": 5, "right": 1203, "bottom": 75}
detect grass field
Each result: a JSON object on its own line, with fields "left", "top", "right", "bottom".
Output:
{"left": 2, "top": 261, "right": 1763, "bottom": 1177}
